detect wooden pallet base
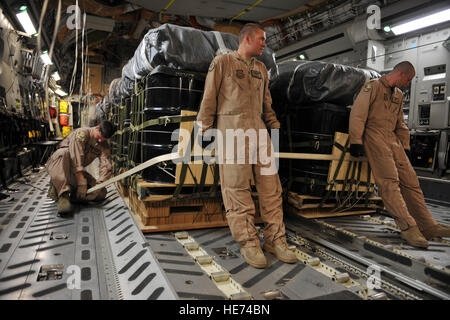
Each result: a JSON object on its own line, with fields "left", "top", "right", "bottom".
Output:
{"left": 116, "top": 181, "right": 263, "bottom": 233}
{"left": 288, "top": 191, "right": 383, "bottom": 209}
{"left": 287, "top": 203, "right": 377, "bottom": 219}
{"left": 287, "top": 191, "right": 383, "bottom": 219}
{"left": 136, "top": 179, "right": 220, "bottom": 201}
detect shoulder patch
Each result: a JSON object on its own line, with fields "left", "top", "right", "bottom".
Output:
{"left": 76, "top": 131, "right": 86, "bottom": 143}
{"left": 208, "top": 61, "right": 216, "bottom": 72}
{"left": 364, "top": 84, "right": 372, "bottom": 92}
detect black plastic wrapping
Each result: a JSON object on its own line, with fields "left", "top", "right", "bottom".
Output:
{"left": 270, "top": 60, "right": 380, "bottom": 107}
{"left": 279, "top": 102, "right": 350, "bottom": 135}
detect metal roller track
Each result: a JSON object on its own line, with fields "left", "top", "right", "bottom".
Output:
{"left": 2, "top": 168, "right": 449, "bottom": 300}
{"left": 284, "top": 213, "right": 450, "bottom": 300}
{"left": 0, "top": 169, "right": 177, "bottom": 300}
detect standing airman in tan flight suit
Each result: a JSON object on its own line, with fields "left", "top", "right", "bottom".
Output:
{"left": 46, "top": 120, "right": 115, "bottom": 214}
{"left": 349, "top": 61, "right": 450, "bottom": 248}
{"left": 196, "top": 24, "right": 296, "bottom": 268}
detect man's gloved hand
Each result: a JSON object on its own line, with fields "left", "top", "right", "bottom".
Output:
{"left": 405, "top": 149, "right": 412, "bottom": 162}
{"left": 76, "top": 184, "right": 87, "bottom": 200}
{"left": 349, "top": 144, "right": 365, "bottom": 157}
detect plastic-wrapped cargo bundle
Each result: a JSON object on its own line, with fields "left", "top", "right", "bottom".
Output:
{"left": 96, "top": 94, "right": 112, "bottom": 123}
{"left": 270, "top": 60, "right": 380, "bottom": 107}
{"left": 120, "top": 23, "right": 279, "bottom": 97}
{"left": 95, "top": 100, "right": 106, "bottom": 122}
{"left": 108, "top": 78, "right": 123, "bottom": 105}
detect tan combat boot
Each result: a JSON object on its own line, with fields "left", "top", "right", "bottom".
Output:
{"left": 240, "top": 246, "right": 267, "bottom": 269}
{"left": 401, "top": 226, "right": 428, "bottom": 248}
{"left": 47, "top": 182, "right": 58, "bottom": 201}
{"left": 57, "top": 192, "right": 73, "bottom": 214}
{"left": 263, "top": 238, "right": 297, "bottom": 263}
{"left": 421, "top": 224, "right": 450, "bottom": 240}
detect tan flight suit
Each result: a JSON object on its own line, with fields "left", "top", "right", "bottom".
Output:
{"left": 349, "top": 75, "right": 438, "bottom": 231}
{"left": 45, "top": 127, "right": 112, "bottom": 201}
{"left": 197, "top": 51, "right": 286, "bottom": 248}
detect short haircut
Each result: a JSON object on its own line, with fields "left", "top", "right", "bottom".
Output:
{"left": 238, "top": 23, "right": 265, "bottom": 43}
{"left": 393, "top": 61, "right": 415, "bottom": 76}
{"left": 99, "top": 120, "right": 115, "bottom": 139}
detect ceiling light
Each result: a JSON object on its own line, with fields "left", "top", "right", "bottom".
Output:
{"left": 55, "top": 89, "right": 68, "bottom": 97}
{"left": 40, "top": 51, "right": 52, "bottom": 65}
{"left": 16, "top": 9, "right": 37, "bottom": 35}
{"left": 383, "top": 25, "right": 391, "bottom": 32}
{"left": 52, "top": 72, "right": 61, "bottom": 81}
{"left": 391, "top": 8, "right": 450, "bottom": 35}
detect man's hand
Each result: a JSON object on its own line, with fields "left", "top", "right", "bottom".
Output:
{"left": 349, "top": 144, "right": 365, "bottom": 157}
{"left": 76, "top": 172, "right": 87, "bottom": 185}
{"left": 76, "top": 184, "right": 87, "bottom": 200}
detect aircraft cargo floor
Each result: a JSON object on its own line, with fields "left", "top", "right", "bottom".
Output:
{"left": 0, "top": 168, "right": 449, "bottom": 300}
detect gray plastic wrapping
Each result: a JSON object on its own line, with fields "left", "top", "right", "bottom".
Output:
{"left": 95, "top": 101, "right": 105, "bottom": 123}
{"left": 99, "top": 23, "right": 279, "bottom": 120}
{"left": 96, "top": 93, "right": 112, "bottom": 122}
{"left": 119, "top": 23, "right": 278, "bottom": 97}
{"left": 108, "top": 78, "right": 122, "bottom": 105}
{"left": 270, "top": 60, "right": 381, "bottom": 107}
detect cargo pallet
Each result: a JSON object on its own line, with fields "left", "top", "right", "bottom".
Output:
{"left": 117, "top": 180, "right": 264, "bottom": 233}
{"left": 116, "top": 177, "right": 222, "bottom": 233}
{"left": 283, "top": 132, "right": 384, "bottom": 218}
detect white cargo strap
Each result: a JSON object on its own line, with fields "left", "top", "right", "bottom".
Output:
{"left": 213, "top": 31, "right": 232, "bottom": 56}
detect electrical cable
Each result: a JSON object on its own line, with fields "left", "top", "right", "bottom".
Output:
{"left": 68, "top": 0, "right": 80, "bottom": 100}
{"left": 35, "top": 0, "right": 54, "bottom": 132}
{"left": 230, "top": 0, "right": 263, "bottom": 22}
{"left": 266, "top": 0, "right": 369, "bottom": 44}
{"left": 43, "top": 0, "right": 62, "bottom": 136}
{"left": 159, "top": 0, "right": 176, "bottom": 21}
{"left": 36, "top": 0, "right": 49, "bottom": 59}
{"left": 80, "top": 11, "right": 86, "bottom": 110}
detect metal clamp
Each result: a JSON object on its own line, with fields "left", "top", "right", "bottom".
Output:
{"left": 162, "top": 116, "right": 170, "bottom": 126}
{"left": 305, "top": 257, "right": 321, "bottom": 266}
{"left": 210, "top": 271, "right": 230, "bottom": 283}
{"left": 184, "top": 242, "right": 200, "bottom": 251}
{"left": 175, "top": 231, "right": 189, "bottom": 240}
{"left": 332, "top": 272, "right": 350, "bottom": 283}
{"left": 195, "top": 255, "right": 213, "bottom": 265}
